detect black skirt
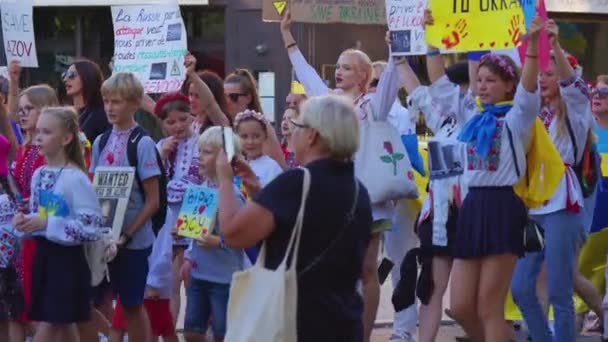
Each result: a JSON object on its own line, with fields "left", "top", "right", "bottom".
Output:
{"left": 29, "top": 238, "right": 91, "bottom": 323}
{"left": 0, "top": 266, "right": 25, "bottom": 320}
{"left": 453, "top": 187, "right": 526, "bottom": 258}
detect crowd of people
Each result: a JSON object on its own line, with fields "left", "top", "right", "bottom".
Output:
{"left": 0, "top": 6, "right": 606, "bottom": 342}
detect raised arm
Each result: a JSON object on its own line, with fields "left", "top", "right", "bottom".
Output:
{"left": 0, "top": 99, "right": 18, "bottom": 162}
{"left": 7, "top": 61, "right": 20, "bottom": 123}
{"left": 520, "top": 17, "right": 542, "bottom": 94}
{"left": 369, "top": 56, "right": 400, "bottom": 122}
{"left": 280, "top": 10, "right": 329, "bottom": 96}
{"left": 423, "top": 10, "right": 446, "bottom": 83}
{"left": 185, "top": 53, "right": 230, "bottom": 126}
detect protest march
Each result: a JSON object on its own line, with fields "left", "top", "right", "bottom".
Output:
{"left": 0, "top": 0, "right": 607, "bottom": 341}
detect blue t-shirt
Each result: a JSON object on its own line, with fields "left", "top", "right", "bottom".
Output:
{"left": 90, "top": 125, "right": 161, "bottom": 250}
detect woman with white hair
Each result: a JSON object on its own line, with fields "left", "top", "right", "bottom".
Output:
{"left": 510, "top": 20, "right": 594, "bottom": 341}
{"left": 215, "top": 95, "right": 373, "bottom": 341}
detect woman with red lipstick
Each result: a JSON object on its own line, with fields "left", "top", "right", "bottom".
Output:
{"left": 63, "top": 59, "right": 111, "bottom": 143}
{"left": 511, "top": 20, "right": 594, "bottom": 341}
{"left": 280, "top": 10, "right": 419, "bottom": 342}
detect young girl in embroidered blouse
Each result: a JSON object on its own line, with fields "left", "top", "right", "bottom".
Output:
{"left": 423, "top": 12, "right": 543, "bottom": 342}
{"left": 280, "top": 11, "right": 417, "bottom": 340}
{"left": 154, "top": 92, "right": 202, "bottom": 326}
{"left": 8, "top": 84, "right": 59, "bottom": 340}
{"left": 13, "top": 107, "right": 104, "bottom": 342}
{"left": 511, "top": 20, "right": 595, "bottom": 341}
{"left": 0, "top": 134, "right": 25, "bottom": 342}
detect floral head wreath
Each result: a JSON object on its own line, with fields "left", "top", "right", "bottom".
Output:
{"left": 234, "top": 109, "right": 267, "bottom": 129}
{"left": 154, "top": 92, "right": 190, "bottom": 116}
{"left": 480, "top": 54, "right": 517, "bottom": 80}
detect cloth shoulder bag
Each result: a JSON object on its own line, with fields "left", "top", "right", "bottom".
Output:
{"left": 224, "top": 168, "right": 311, "bottom": 342}
{"left": 354, "top": 97, "right": 419, "bottom": 204}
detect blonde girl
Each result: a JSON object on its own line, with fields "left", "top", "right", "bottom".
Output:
{"left": 13, "top": 107, "right": 104, "bottom": 342}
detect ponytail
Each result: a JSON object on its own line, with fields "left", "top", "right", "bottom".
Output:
{"left": 225, "top": 69, "right": 263, "bottom": 114}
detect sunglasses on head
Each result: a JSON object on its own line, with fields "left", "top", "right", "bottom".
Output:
{"left": 226, "top": 93, "right": 247, "bottom": 103}
{"left": 62, "top": 69, "right": 77, "bottom": 80}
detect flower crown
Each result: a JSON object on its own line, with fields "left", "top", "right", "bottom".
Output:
{"left": 154, "top": 92, "right": 190, "bottom": 116}
{"left": 480, "top": 54, "right": 517, "bottom": 80}
{"left": 234, "top": 109, "right": 267, "bottom": 128}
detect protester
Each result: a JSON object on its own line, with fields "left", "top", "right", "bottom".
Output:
{"left": 280, "top": 10, "right": 420, "bottom": 341}
{"left": 511, "top": 20, "right": 595, "bottom": 342}
{"left": 285, "top": 92, "right": 307, "bottom": 110}
{"left": 180, "top": 126, "right": 247, "bottom": 342}
{"left": 423, "top": 10, "right": 543, "bottom": 341}
{"left": 91, "top": 73, "right": 161, "bottom": 342}
{"left": 280, "top": 107, "right": 299, "bottom": 169}
{"left": 15, "top": 107, "right": 105, "bottom": 342}
{"left": 216, "top": 95, "right": 372, "bottom": 341}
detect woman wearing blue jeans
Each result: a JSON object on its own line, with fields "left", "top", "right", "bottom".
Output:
{"left": 511, "top": 21, "right": 592, "bottom": 341}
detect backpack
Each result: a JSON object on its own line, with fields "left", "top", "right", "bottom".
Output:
{"left": 565, "top": 118, "right": 599, "bottom": 198}
{"left": 506, "top": 118, "right": 566, "bottom": 208}
{"left": 97, "top": 126, "right": 168, "bottom": 235}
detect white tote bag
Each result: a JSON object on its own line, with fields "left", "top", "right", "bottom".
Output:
{"left": 354, "top": 99, "right": 419, "bottom": 204}
{"left": 224, "top": 168, "right": 311, "bottom": 342}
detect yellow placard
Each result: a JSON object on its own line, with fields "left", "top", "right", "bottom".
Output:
{"left": 426, "top": 0, "right": 526, "bottom": 51}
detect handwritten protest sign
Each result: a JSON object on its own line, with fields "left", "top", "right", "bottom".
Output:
{"left": 386, "top": 0, "right": 428, "bottom": 55}
{"left": 176, "top": 186, "right": 218, "bottom": 241}
{"left": 111, "top": 2, "right": 187, "bottom": 94}
{"left": 263, "top": 0, "right": 386, "bottom": 25}
{"left": 0, "top": 0, "right": 37, "bottom": 67}
{"left": 426, "top": 0, "right": 526, "bottom": 52}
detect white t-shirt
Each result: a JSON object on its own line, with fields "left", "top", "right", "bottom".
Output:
{"left": 248, "top": 155, "right": 283, "bottom": 188}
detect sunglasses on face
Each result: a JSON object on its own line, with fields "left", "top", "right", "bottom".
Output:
{"left": 226, "top": 93, "right": 247, "bottom": 103}
{"left": 593, "top": 87, "right": 608, "bottom": 99}
{"left": 62, "top": 70, "right": 78, "bottom": 80}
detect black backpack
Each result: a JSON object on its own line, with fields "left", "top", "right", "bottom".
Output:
{"left": 97, "top": 126, "right": 168, "bottom": 235}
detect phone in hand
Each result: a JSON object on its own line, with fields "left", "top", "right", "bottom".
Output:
{"left": 222, "top": 127, "right": 235, "bottom": 162}
{"left": 378, "top": 257, "right": 394, "bottom": 285}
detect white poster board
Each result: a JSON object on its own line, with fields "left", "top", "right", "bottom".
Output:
{"left": 0, "top": 0, "right": 38, "bottom": 67}
{"left": 386, "top": 0, "right": 428, "bottom": 56}
{"left": 111, "top": 2, "right": 187, "bottom": 93}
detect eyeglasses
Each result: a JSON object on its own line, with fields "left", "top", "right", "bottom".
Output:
{"left": 593, "top": 87, "right": 608, "bottom": 99}
{"left": 18, "top": 105, "right": 35, "bottom": 116}
{"left": 226, "top": 93, "right": 247, "bottom": 103}
{"left": 62, "top": 69, "right": 78, "bottom": 80}
{"left": 289, "top": 119, "right": 309, "bottom": 129}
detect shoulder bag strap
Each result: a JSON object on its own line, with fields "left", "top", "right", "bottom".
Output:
{"left": 298, "top": 178, "right": 360, "bottom": 278}
{"left": 279, "top": 168, "right": 311, "bottom": 270}
{"left": 506, "top": 123, "right": 521, "bottom": 179}
{"left": 565, "top": 117, "right": 579, "bottom": 164}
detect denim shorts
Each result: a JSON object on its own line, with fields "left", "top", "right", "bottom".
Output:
{"left": 109, "top": 247, "right": 152, "bottom": 307}
{"left": 184, "top": 278, "right": 230, "bottom": 338}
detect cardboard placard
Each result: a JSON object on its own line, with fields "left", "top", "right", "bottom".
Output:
{"left": 111, "top": 1, "right": 188, "bottom": 93}
{"left": 0, "top": 0, "right": 38, "bottom": 67}
{"left": 263, "top": 0, "right": 387, "bottom": 25}
{"left": 176, "top": 186, "right": 218, "bottom": 241}
{"left": 425, "top": 0, "right": 526, "bottom": 52}
{"left": 93, "top": 167, "right": 136, "bottom": 241}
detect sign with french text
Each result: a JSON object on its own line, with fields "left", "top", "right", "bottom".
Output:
{"left": 386, "top": 0, "right": 428, "bottom": 55}
{"left": 111, "top": 2, "right": 187, "bottom": 93}
{"left": 0, "top": 0, "right": 38, "bottom": 67}
{"left": 426, "top": 0, "right": 526, "bottom": 52}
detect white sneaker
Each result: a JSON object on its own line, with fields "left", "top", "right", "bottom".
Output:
{"left": 389, "top": 332, "right": 415, "bottom": 342}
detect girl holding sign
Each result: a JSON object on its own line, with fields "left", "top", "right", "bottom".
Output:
{"left": 424, "top": 10, "right": 544, "bottom": 342}
{"left": 280, "top": 10, "right": 420, "bottom": 341}
{"left": 511, "top": 21, "right": 595, "bottom": 341}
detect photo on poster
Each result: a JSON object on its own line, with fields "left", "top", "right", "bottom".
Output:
{"left": 150, "top": 62, "right": 167, "bottom": 80}
{"left": 166, "top": 23, "right": 182, "bottom": 41}
{"left": 390, "top": 30, "right": 411, "bottom": 54}
{"left": 100, "top": 198, "right": 119, "bottom": 229}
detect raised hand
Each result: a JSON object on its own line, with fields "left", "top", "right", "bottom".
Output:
{"left": 546, "top": 19, "right": 560, "bottom": 47}
{"left": 280, "top": 9, "right": 292, "bottom": 33}
{"left": 8, "top": 61, "right": 21, "bottom": 83}
{"left": 184, "top": 52, "right": 197, "bottom": 76}
{"left": 423, "top": 9, "right": 434, "bottom": 26}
